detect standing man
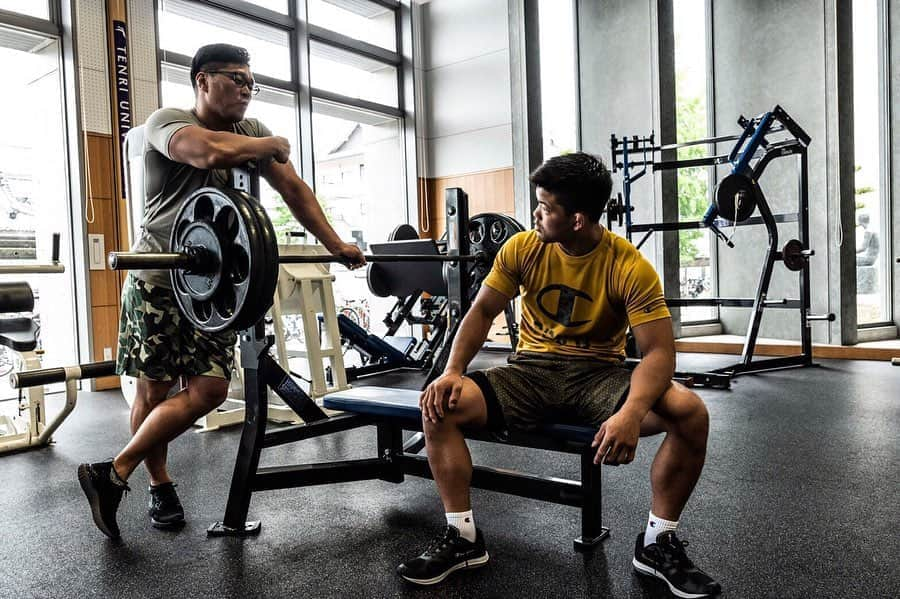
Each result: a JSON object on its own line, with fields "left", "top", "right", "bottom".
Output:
{"left": 78, "top": 43, "right": 365, "bottom": 539}
{"left": 398, "top": 153, "right": 720, "bottom": 598}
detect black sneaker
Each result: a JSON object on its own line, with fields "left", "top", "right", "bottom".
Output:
{"left": 77, "top": 461, "right": 129, "bottom": 539}
{"left": 397, "top": 525, "right": 490, "bottom": 585}
{"left": 148, "top": 482, "right": 185, "bottom": 529}
{"left": 633, "top": 532, "right": 721, "bottom": 598}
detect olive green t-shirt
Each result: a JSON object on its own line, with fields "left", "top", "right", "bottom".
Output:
{"left": 133, "top": 107, "right": 273, "bottom": 288}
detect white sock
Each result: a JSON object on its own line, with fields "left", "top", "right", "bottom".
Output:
{"left": 644, "top": 511, "right": 678, "bottom": 546}
{"left": 446, "top": 510, "right": 476, "bottom": 542}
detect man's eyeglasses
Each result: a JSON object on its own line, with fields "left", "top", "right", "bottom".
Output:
{"left": 204, "top": 70, "right": 260, "bottom": 96}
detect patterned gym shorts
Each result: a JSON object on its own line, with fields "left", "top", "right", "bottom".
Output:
{"left": 115, "top": 273, "right": 237, "bottom": 381}
{"left": 468, "top": 351, "right": 632, "bottom": 432}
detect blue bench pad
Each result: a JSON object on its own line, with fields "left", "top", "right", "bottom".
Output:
{"left": 323, "top": 386, "right": 596, "bottom": 445}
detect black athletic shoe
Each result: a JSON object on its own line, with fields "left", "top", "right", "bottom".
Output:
{"left": 77, "top": 461, "right": 129, "bottom": 539}
{"left": 397, "top": 525, "right": 490, "bottom": 585}
{"left": 633, "top": 532, "right": 721, "bottom": 598}
{"left": 148, "top": 482, "right": 185, "bottom": 529}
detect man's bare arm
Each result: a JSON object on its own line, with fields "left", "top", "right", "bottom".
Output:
{"left": 592, "top": 317, "right": 675, "bottom": 465}
{"left": 419, "top": 284, "right": 511, "bottom": 422}
{"left": 444, "top": 285, "right": 512, "bottom": 375}
{"left": 262, "top": 159, "right": 344, "bottom": 252}
{"left": 619, "top": 317, "right": 676, "bottom": 421}
{"left": 168, "top": 125, "right": 289, "bottom": 170}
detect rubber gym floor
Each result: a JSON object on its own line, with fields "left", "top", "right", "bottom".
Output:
{"left": 1, "top": 351, "right": 897, "bottom": 598}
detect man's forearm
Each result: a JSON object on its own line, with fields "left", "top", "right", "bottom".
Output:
{"left": 207, "top": 131, "right": 275, "bottom": 168}
{"left": 444, "top": 309, "right": 494, "bottom": 375}
{"left": 619, "top": 348, "right": 674, "bottom": 420}
{"left": 281, "top": 177, "right": 343, "bottom": 250}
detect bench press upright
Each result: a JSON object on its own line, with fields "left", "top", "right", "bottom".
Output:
{"left": 207, "top": 188, "right": 609, "bottom": 551}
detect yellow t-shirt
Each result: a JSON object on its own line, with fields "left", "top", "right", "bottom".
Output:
{"left": 482, "top": 229, "right": 670, "bottom": 361}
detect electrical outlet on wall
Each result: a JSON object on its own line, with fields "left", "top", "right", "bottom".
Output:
{"left": 103, "top": 347, "right": 112, "bottom": 361}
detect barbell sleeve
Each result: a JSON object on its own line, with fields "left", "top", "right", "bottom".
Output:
{"left": 108, "top": 252, "right": 199, "bottom": 271}
{"left": 11, "top": 360, "right": 117, "bottom": 389}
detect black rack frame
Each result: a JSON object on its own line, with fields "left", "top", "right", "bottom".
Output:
{"left": 611, "top": 105, "right": 830, "bottom": 385}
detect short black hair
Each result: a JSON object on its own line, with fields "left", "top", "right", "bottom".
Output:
{"left": 530, "top": 152, "right": 613, "bottom": 223}
{"left": 190, "top": 43, "right": 251, "bottom": 89}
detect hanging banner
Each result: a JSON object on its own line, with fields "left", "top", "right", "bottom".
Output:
{"left": 112, "top": 20, "right": 131, "bottom": 197}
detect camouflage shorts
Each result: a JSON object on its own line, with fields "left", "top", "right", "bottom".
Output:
{"left": 467, "top": 351, "right": 632, "bottom": 432}
{"left": 116, "top": 273, "right": 237, "bottom": 381}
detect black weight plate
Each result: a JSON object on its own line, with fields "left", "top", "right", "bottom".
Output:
{"left": 172, "top": 187, "right": 264, "bottom": 332}
{"left": 241, "top": 192, "right": 280, "bottom": 329}
{"left": 174, "top": 220, "right": 221, "bottom": 301}
{"left": 225, "top": 189, "right": 271, "bottom": 332}
{"left": 466, "top": 213, "right": 524, "bottom": 300}
{"left": 389, "top": 223, "right": 419, "bottom": 241}
{"left": 367, "top": 264, "right": 392, "bottom": 297}
{"left": 782, "top": 238, "right": 806, "bottom": 272}
{"left": 170, "top": 187, "right": 254, "bottom": 332}
{"left": 715, "top": 173, "right": 759, "bottom": 222}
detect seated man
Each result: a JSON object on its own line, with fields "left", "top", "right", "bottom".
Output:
{"left": 77, "top": 43, "right": 365, "bottom": 539}
{"left": 397, "top": 153, "right": 720, "bottom": 597}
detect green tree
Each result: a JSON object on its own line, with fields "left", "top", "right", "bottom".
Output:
{"left": 675, "top": 74, "right": 709, "bottom": 265}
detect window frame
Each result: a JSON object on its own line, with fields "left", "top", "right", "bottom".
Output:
{"left": 0, "top": 0, "right": 91, "bottom": 375}
{"left": 155, "top": 0, "right": 414, "bottom": 228}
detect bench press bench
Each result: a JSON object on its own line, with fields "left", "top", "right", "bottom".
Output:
{"left": 322, "top": 386, "right": 608, "bottom": 551}
{"left": 209, "top": 380, "right": 609, "bottom": 551}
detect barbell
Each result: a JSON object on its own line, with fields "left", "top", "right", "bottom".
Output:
{"left": 108, "top": 187, "right": 519, "bottom": 333}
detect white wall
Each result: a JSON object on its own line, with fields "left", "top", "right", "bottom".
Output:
{"left": 418, "top": 0, "right": 513, "bottom": 178}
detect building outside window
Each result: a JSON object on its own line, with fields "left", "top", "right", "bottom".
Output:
{"left": 674, "top": 0, "right": 715, "bottom": 323}
{"left": 0, "top": 11, "right": 78, "bottom": 402}
{"left": 853, "top": 0, "right": 891, "bottom": 326}
{"left": 538, "top": 0, "right": 578, "bottom": 159}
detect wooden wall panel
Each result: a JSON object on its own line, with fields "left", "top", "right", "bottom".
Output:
{"left": 91, "top": 305, "right": 120, "bottom": 389}
{"left": 419, "top": 168, "right": 516, "bottom": 238}
{"left": 85, "top": 133, "right": 114, "bottom": 200}
{"left": 84, "top": 132, "right": 122, "bottom": 382}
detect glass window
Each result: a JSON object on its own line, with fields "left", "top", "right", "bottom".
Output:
{"left": 853, "top": 0, "right": 889, "bottom": 325}
{"left": 160, "top": 63, "right": 301, "bottom": 244}
{"left": 158, "top": 0, "right": 292, "bottom": 81}
{"left": 538, "top": 0, "right": 578, "bottom": 158}
{"left": 311, "top": 100, "right": 406, "bottom": 341}
{"left": 244, "top": 0, "right": 288, "bottom": 14}
{"left": 0, "top": 1, "right": 49, "bottom": 20}
{"left": 674, "top": 0, "right": 715, "bottom": 323}
{"left": 308, "top": 0, "right": 397, "bottom": 52}
{"left": 310, "top": 40, "right": 399, "bottom": 107}
{"left": 0, "top": 27, "right": 77, "bottom": 401}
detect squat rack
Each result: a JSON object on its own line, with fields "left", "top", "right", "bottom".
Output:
{"left": 610, "top": 105, "right": 834, "bottom": 387}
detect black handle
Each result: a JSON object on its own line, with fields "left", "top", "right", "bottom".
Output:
{"left": 10, "top": 360, "right": 116, "bottom": 388}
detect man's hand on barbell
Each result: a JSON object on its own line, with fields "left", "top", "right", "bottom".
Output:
{"left": 333, "top": 242, "right": 366, "bottom": 270}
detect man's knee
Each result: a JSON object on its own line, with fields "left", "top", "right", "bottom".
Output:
{"left": 675, "top": 389, "right": 709, "bottom": 446}
{"left": 186, "top": 376, "right": 230, "bottom": 412}
{"left": 658, "top": 384, "right": 709, "bottom": 443}
{"left": 135, "top": 379, "right": 176, "bottom": 409}
{"left": 422, "top": 379, "right": 488, "bottom": 440}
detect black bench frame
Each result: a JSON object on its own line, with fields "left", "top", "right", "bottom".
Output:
{"left": 208, "top": 188, "right": 609, "bottom": 551}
